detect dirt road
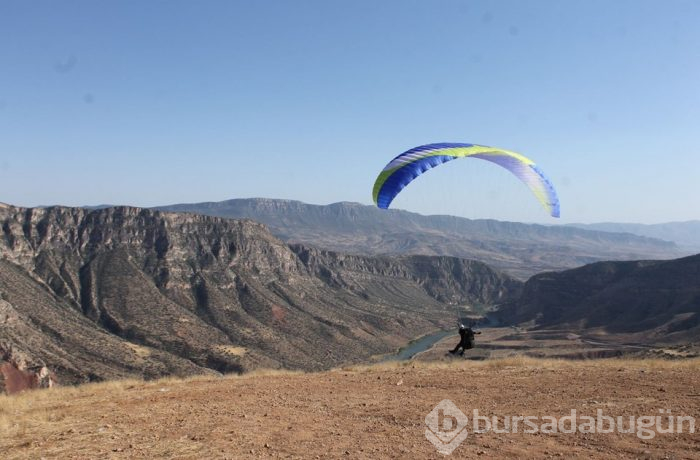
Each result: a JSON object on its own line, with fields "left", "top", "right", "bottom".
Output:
{"left": 2, "top": 359, "right": 699, "bottom": 459}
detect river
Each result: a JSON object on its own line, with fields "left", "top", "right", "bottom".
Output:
{"left": 382, "top": 330, "right": 455, "bottom": 361}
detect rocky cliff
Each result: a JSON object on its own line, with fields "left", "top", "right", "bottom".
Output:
{"left": 0, "top": 205, "right": 519, "bottom": 386}
{"left": 156, "top": 198, "right": 684, "bottom": 279}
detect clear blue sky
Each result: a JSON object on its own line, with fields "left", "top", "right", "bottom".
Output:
{"left": 1, "top": 0, "right": 698, "bottom": 223}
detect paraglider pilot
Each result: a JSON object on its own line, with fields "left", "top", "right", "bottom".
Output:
{"left": 449, "top": 324, "right": 481, "bottom": 356}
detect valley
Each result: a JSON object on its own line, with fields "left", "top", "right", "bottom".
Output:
{"left": 1, "top": 202, "right": 698, "bottom": 396}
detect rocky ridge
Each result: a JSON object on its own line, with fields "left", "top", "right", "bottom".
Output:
{"left": 157, "top": 198, "right": 684, "bottom": 279}
{"left": 0, "top": 205, "right": 519, "bottom": 388}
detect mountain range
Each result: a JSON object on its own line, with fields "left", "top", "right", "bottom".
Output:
{"left": 0, "top": 204, "right": 517, "bottom": 387}
{"left": 568, "top": 221, "right": 700, "bottom": 250}
{"left": 156, "top": 198, "right": 686, "bottom": 279}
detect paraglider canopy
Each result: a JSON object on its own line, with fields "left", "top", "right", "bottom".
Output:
{"left": 372, "top": 142, "right": 560, "bottom": 218}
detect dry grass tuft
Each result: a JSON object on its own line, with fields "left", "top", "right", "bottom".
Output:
{"left": 239, "top": 368, "right": 305, "bottom": 379}
{"left": 125, "top": 342, "right": 152, "bottom": 358}
{"left": 213, "top": 345, "right": 247, "bottom": 357}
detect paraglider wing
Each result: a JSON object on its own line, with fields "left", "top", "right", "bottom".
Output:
{"left": 372, "top": 142, "right": 560, "bottom": 217}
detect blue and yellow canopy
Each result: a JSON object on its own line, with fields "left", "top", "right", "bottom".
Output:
{"left": 372, "top": 142, "right": 560, "bottom": 218}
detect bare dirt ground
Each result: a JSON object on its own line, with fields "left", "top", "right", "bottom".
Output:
{"left": 2, "top": 358, "right": 699, "bottom": 459}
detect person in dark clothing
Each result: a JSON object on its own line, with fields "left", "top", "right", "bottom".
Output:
{"left": 449, "top": 324, "right": 481, "bottom": 356}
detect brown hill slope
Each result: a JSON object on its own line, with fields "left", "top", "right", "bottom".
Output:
{"left": 498, "top": 254, "right": 700, "bottom": 341}
{"left": 0, "top": 205, "right": 519, "bottom": 386}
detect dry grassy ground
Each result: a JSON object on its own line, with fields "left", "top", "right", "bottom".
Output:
{"left": 2, "top": 358, "right": 699, "bottom": 459}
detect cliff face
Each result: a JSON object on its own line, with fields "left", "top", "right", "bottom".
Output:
{"left": 0, "top": 205, "right": 520, "bottom": 386}
{"left": 156, "top": 198, "right": 684, "bottom": 279}
{"left": 498, "top": 254, "right": 700, "bottom": 341}
{"left": 290, "top": 245, "right": 519, "bottom": 305}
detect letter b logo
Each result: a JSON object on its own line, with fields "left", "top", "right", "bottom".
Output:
{"left": 425, "top": 400, "right": 469, "bottom": 455}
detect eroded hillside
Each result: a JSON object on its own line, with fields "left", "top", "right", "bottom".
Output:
{"left": 497, "top": 254, "right": 700, "bottom": 342}
{"left": 0, "top": 205, "right": 519, "bottom": 387}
